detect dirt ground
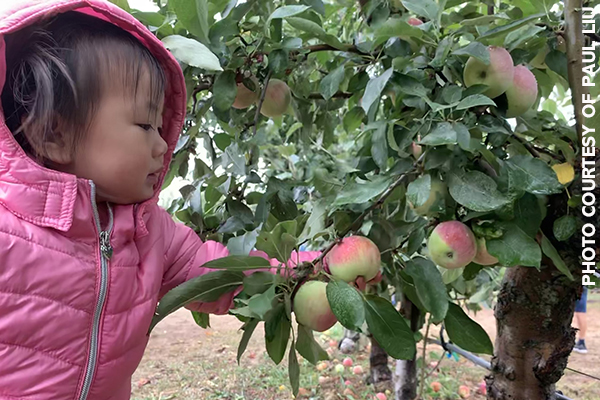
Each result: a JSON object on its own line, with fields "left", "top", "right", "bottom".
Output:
{"left": 132, "top": 293, "right": 600, "bottom": 400}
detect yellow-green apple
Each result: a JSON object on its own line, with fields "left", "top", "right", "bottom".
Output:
{"left": 325, "top": 236, "right": 381, "bottom": 282}
{"left": 463, "top": 46, "right": 514, "bottom": 98}
{"left": 232, "top": 76, "right": 259, "bottom": 109}
{"left": 260, "top": 79, "right": 291, "bottom": 118}
{"left": 293, "top": 281, "right": 337, "bottom": 332}
{"left": 504, "top": 65, "right": 538, "bottom": 117}
{"left": 409, "top": 177, "right": 447, "bottom": 216}
{"left": 427, "top": 221, "right": 477, "bottom": 269}
{"left": 473, "top": 237, "right": 499, "bottom": 265}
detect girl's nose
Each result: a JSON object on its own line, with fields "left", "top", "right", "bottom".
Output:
{"left": 154, "top": 132, "right": 168, "bottom": 158}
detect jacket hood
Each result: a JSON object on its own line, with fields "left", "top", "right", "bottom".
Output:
{"left": 0, "top": 0, "right": 186, "bottom": 232}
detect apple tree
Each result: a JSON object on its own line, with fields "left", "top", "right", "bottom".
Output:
{"left": 117, "top": 0, "right": 599, "bottom": 398}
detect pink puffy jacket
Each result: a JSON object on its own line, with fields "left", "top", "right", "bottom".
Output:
{"left": 0, "top": 1, "right": 319, "bottom": 399}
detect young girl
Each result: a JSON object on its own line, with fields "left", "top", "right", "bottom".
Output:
{"left": 0, "top": 1, "right": 319, "bottom": 399}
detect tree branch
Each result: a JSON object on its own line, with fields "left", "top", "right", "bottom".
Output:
{"left": 564, "top": 0, "right": 587, "bottom": 142}
{"left": 302, "top": 44, "right": 369, "bottom": 55}
{"left": 313, "top": 152, "right": 426, "bottom": 267}
{"left": 302, "top": 92, "right": 355, "bottom": 100}
{"left": 253, "top": 70, "right": 273, "bottom": 137}
{"left": 512, "top": 134, "right": 541, "bottom": 158}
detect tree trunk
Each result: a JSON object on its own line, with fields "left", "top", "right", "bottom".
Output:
{"left": 367, "top": 335, "right": 392, "bottom": 384}
{"left": 394, "top": 296, "right": 421, "bottom": 400}
{"left": 487, "top": 263, "right": 579, "bottom": 400}
{"left": 338, "top": 329, "right": 360, "bottom": 354}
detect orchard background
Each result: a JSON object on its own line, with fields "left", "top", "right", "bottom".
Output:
{"left": 114, "top": 0, "right": 599, "bottom": 398}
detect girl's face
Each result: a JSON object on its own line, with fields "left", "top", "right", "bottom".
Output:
{"left": 65, "top": 74, "right": 168, "bottom": 204}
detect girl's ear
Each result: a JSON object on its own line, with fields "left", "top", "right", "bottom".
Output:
{"left": 20, "top": 115, "right": 74, "bottom": 165}
{"left": 44, "top": 139, "right": 73, "bottom": 165}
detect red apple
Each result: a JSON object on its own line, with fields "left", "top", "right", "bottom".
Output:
{"left": 343, "top": 357, "right": 353, "bottom": 367}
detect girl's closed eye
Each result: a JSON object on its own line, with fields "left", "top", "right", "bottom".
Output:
{"left": 137, "top": 123, "right": 154, "bottom": 131}
{"left": 137, "top": 124, "right": 163, "bottom": 135}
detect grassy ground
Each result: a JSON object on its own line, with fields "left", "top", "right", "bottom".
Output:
{"left": 131, "top": 292, "right": 600, "bottom": 400}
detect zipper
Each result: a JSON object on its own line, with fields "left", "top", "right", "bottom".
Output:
{"left": 78, "top": 181, "right": 113, "bottom": 400}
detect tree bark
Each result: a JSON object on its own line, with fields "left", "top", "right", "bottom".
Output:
{"left": 368, "top": 335, "right": 393, "bottom": 384}
{"left": 487, "top": 263, "right": 579, "bottom": 400}
{"left": 394, "top": 297, "right": 420, "bottom": 400}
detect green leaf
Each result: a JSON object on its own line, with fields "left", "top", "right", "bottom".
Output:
{"left": 256, "top": 220, "right": 298, "bottom": 262}
{"left": 222, "top": 142, "right": 246, "bottom": 175}
{"left": 296, "top": 324, "right": 329, "bottom": 365}
{"left": 514, "top": 193, "right": 542, "bottom": 237}
{"left": 227, "top": 230, "right": 260, "bottom": 256}
{"left": 109, "top": 0, "right": 130, "bottom": 11}
{"left": 320, "top": 65, "right": 345, "bottom": 100}
{"left": 452, "top": 42, "right": 490, "bottom": 64}
{"left": 541, "top": 234, "right": 574, "bottom": 280}
{"left": 479, "top": 13, "right": 545, "bottom": 39}
{"left": 289, "top": 342, "right": 300, "bottom": 397}
{"left": 286, "top": 17, "right": 346, "bottom": 50}
{"left": 333, "top": 176, "right": 393, "bottom": 206}
{"left": 268, "top": 5, "right": 310, "bottom": 24}
{"left": 364, "top": 295, "right": 416, "bottom": 359}
{"left": 298, "top": 200, "right": 328, "bottom": 242}
{"left": 553, "top": 215, "right": 577, "bottom": 242}
{"left": 371, "top": 123, "right": 388, "bottom": 170}
{"left": 455, "top": 94, "right": 496, "bottom": 110}
{"left": 343, "top": 107, "right": 366, "bottom": 132}
{"left": 545, "top": 50, "right": 569, "bottom": 82}
{"left": 172, "top": 0, "right": 209, "bottom": 43}
{"left": 248, "top": 285, "right": 277, "bottom": 319}
{"left": 404, "top": 258, "right": 449, "bottom": 323}
{"left": 162, "top": 35, "right": 222, "bottom": 71}
{"left": 374, "top": 18, "right": 423, "bottom": 47}
{"left": 430, "top": 36, "right": 453, "bottom": 69}
{"left": 199, "top": 255, "right": 272, "bottom": 271}
{"left": 448, "top": 170, "right": 511, "bottom": 212}
{"left": 149, "top": 270, "right": 244, "bottom": 333}
{"left": 326, "top": 280, "right": 366, "bottom": 332}
{"left": 191, "top": 311, "right": 210, "bottom": 328}
{"left": 444, "top": 303, "right": 493, "bottom": 355}
{"left": 487, "top": 222, "right": 541, "bottom": 267}
{"left": 265, "top": 304, "right": 291, "bottom": 365}
{"left": 213, "top": 70, "right": 237, "bottom": 111}
{"left": 407, "top": 174, "right": 432, "bottom": 209}
{"left": 237, "top": 319, "right": 259, "bottom": 364}
{"left": 361, "top": 68, "right": 394, "bottom": 113}
{"left": 419, "top": 122, "right": 457, "bottom": 146}
{"left": 243, "top": 272, "right": 280, "bottom": 296}
{"left": 506, "top": 155, "right": 563, "bottom": 195}
{"left": 401, "top": 0, "right": 439, "bottom": 22}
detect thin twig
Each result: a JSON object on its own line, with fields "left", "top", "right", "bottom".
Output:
{"left": 253, "top": 70, "right": 273, "bottom": 137}
{"left": 423, "top": 351, "right": 446, "bottom": 381}
{"left": 565, "top": 366, "right": 600, "bottom": 381}
{"left": 418, "top": 319, "right": 432, "bottom": 400}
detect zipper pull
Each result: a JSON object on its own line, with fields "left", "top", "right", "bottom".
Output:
{"left": 100, "top": 231, "right": 113, "bottom": 260}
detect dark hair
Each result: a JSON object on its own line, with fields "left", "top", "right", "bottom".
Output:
{"left": 1, "top": 11, "right": 166, "bottom": 164}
